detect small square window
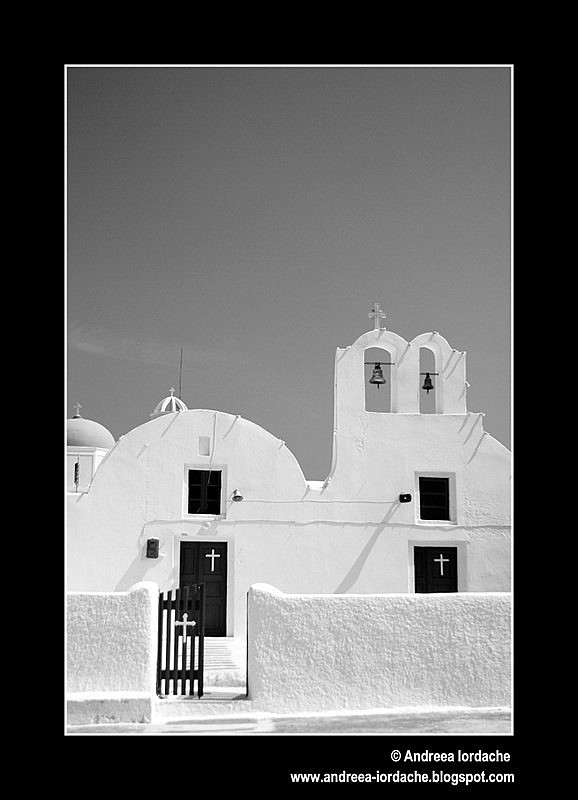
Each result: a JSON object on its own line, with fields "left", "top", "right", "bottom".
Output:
{"left": 418, "top": 476, "right": 450, "bottom": 521}
{"left": 187, "top": 470, "right": 221, "bottom": 515}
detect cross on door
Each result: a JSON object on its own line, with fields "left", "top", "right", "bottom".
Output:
{"left": 434, "top": 553, "right": 450, "bottom": 576}
{"left": 205, "top": 548, "right": 220, "bottom": 573}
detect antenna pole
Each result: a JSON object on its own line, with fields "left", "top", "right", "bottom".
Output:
{"left": 178, "top": 347, "right": 183, "bottom": 399}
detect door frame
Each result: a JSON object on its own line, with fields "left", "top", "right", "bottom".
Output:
{"left": 174, "top": 534, "right": 234, "bottom": 636}
{"left": 408, "top": 540, "right": 466, "bottom": 593}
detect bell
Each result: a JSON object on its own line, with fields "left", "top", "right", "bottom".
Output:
{"left": 422, "top": 372, "right": 434, "bottom": 393}
{"left": 369, "top": 363, "right": 386, "bottom": 388}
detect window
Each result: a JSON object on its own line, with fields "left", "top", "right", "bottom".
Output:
{"left": 418, "top": 476, "right": 450, "bottom": 521}
{"left": 67, "top": 453, "right": 94, "bottom": 493}
{"left": 187, "top": 470, "right": 222, "bottom": 515}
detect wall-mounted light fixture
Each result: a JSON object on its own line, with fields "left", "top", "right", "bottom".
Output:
{"left": 146, "top": 538, "right": 160, "bottom": 558}
{"left": 365, "top": 361, "right": 395, "bottom": 388}
{"left": 232, "top": 489, "right": 244, "bottom": 502}
{"left": 420, "top": 372, "right": 439, "bottom": 393}
{"left": 399, "top": 493, "right": 412, "bottom": 503}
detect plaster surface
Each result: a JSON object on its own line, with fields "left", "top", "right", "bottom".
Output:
{"left": 66, "top": 582, "right": 158, "bottom": 693}
{"left": 247, "top": 584, "right": 511, "bottom": 714}
{"left": 67, "top": 327, "right": 511, "bottom": 638}
{"left": 67, "top": 693, "right": 153, "bottom": 725}
{"left": 67, "top": 706, "right": 511, "bottom": 734}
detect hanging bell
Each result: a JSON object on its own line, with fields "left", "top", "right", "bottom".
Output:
{"left": 369, "top": 363, "right": 386, "bottom": 388}
{"left": 422, "top": 372, "right": 434, "bottom": 394}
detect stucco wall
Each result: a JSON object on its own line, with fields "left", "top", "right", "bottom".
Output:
{"left": 67, "top": 407, "right": 511, "bottom": 622}
{"left": 66, "top": 582, "right": 158, "bottom": 693}
{"left": 247, "top": 584, "right": 511, "bottom": 713}
{"left": 66, "top": 327, "right": 511, "bottom": 638}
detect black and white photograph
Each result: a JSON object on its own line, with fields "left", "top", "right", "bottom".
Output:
{"left": 65, "top": 63, "right": 513, "bottom": 774}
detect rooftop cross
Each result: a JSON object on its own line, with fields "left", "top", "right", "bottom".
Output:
{"left": 73, "top": 402, "right": 82, "bottom": 418}
{"left": 368, "top": 302, "right": 387, "bottom": 330}
{"left": 169, "top": 387, "right": 175, "bottom": 397}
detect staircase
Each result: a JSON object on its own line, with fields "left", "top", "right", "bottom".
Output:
{"left": 155, "top": 636, "right": 250, "bottom": 721}
{"left": 202, "top": 637, "right": 247, "bottom": 687}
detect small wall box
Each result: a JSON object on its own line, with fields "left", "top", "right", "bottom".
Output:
{"left": 399, "top": 494, "right": 412, "bottom": 503}
{"left": 146, "top": 538, "right": 160, "bottom": 558}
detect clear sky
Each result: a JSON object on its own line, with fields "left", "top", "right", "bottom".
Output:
{"left": 66, "top": 65, "right": 511, "bottom": 480}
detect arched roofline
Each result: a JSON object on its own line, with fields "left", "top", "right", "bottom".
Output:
{"left": 351, "top": 328, "right": 409, "bottom": 351}
{"left": 410, "top": 331, "right": 457, "bottom": 354}
{"left": 115, "top": 408, "right": 309, "bottom": 488}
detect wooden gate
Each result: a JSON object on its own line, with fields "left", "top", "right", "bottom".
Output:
{"left": 156, "top": 583, "right": 205, "bottom": 697}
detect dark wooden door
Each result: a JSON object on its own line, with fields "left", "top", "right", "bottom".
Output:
{"left": 414, "top": 546, "right": 458, "bottom": 593}
{"left": 180, "top": 541, "right": 227, "bottom": 636}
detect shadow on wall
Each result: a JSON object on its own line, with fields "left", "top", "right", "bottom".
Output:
{"left": 334, "top": 503, "right": 399, "bottom": 593}
{"left": 115, "top": 551, "right": 158, "bottom": 592}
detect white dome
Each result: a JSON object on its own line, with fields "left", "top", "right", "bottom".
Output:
{"left": 67, "top": 405, "right": 115, "bottom": 449}
{"left": 151, "top": 387, "right": 188, "bottom": 417}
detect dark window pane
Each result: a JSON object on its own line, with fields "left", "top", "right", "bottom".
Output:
{"left": 419, "top": 478, "right": 448, "bottom": 494}
{"left": 421, "top": 497, "right": 447, "bottom": 510}
{"left": 420, "top": 505, "right": 447, "bottom": 520}
{"left": 187, "top": 470, "right": 222, "bottom": 515}
{"left": 419, "top": 477, "right": 450, "bottom": 520}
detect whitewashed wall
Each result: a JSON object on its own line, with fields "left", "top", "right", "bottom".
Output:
{"left": 247, "top": 584, "right": 511, "bottom": 713}
{"left": 67, "top": 582, "right": 158, "bottom": 693}
{"left": 67, "top": 328, "right": 511, "bottom": 637}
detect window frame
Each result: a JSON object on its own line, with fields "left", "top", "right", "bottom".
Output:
{"left": 183, "top": 464, "right": 227, "bottom": 519}
{"left": 415, "top": 472, "right": 457, "bottom": 525}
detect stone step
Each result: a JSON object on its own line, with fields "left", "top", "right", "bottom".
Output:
{"left": 166, "top": 636, "right": 247, "bottom": 687}
{"left": 154, "top": 687, "right": 253, "bottom": 720}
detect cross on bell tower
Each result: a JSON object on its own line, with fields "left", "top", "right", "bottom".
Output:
{"left": 368, "top": 303, "right": 387, "bottom": 330}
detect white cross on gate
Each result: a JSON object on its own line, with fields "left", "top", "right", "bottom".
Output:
{"left": 205, "top": 548, "right": 220, "bottom": 572}
{"left": 368, "top": 302, "right": 387, "bottom": 330}
{"left": 434, "top": 553, "right": 450, "bottom": 576}
{"left": 174, "top": 612, "right": 196, "bottom": 639}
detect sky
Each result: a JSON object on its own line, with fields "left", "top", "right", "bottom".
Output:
{"left": 66, "top": 65, "right": 511, "bottom": 480}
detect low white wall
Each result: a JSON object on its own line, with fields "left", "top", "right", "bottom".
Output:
{"left": 67, "top": 582, "right": 158, "bottom": 694}
{"left": 247, "top": 584, "right": 511, "bottom": 714}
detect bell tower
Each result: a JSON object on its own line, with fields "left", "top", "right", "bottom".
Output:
{"left": 325, "top": 304, "right": 470, "bottom": 496}
{"left": 332, "top": 304, "right": 468, "bottom": 430}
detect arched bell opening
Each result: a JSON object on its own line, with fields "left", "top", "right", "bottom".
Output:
{"left": 419, "top": 346, "right": 442, "bottom": 413}
{"left": 364, "top": 347, "right": 394, "bottom": 412}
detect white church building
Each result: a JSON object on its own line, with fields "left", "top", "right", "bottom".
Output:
{"left": 66, "top": 307, "right": 511, "bottom": 639}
